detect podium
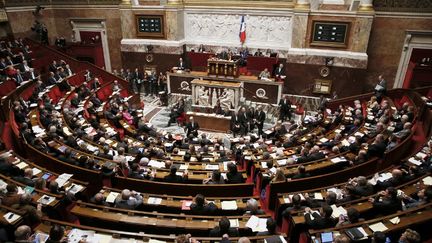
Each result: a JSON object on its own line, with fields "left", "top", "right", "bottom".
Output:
{"left": 207, "top": 58, "right": 239, "bottom": 78}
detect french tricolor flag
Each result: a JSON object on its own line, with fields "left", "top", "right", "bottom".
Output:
{"left": 239, "top": 16, "right": 246, "bottom": 44}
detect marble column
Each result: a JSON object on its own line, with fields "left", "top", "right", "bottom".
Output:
{"left": 295, "top": 0, "right": 310, "bottom": 9}
{"left": 358, "top": 0, "right": 374, "bottom": 11}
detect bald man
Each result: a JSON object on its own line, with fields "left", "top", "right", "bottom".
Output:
{"left": 14, "top": 225, "right": 32, "bottom": 242}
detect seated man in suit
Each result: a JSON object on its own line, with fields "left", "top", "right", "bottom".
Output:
{"left": 375, "top": 168, "right": 407, "bottom": 191}
{"left": 282, "top": 194, "right": 306, "bottom": 218}
{"left": 367, "top": 134, "right": 387, "bottom": 158}
{"left": 114, "top": 189, "right": 143, "bottom": 210}
{"left": 164, "top": 165, "right": 188, "bottom": 183}
{"left": 304, "top": 205, "right": 337, "bottom": 230}
{"left": 12, "top": 168, "right": 35, "bottom": 187}
{"left": 291, "top": 165, "right": 310, "bottom": 179}
{"left": 345, "top": 176, "right": 374, "bottom": 199}
{"left": 185, "top": 116, "right": 200, "bottom": 137}
{"left": 274, "top": 63, "right": 286, "bottom": 82}
{"left": 369, "top": 186, "right": 402, "bottom": 215}
{"left": 190, "top": 194, "right": 217, "bottom": 214}
{"left": 209, "top": 216, "right": 239, "bottom": 237}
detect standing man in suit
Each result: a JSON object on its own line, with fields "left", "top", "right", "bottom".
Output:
{"left": 133, "top": 68, "right": 143, "bottom": 94}
{"left": 185, "top": 116, "right": 200, "bottom": 137}
{"left": 239, "top": 107, "right": 249, "bottom": 135}
{"left": 178, "top": 57, "right": 186, "bottom": 70}
{"left": 274, "top": 63, "right": 286, "bottom": 82}
{"left": 278, "top": 95, "right": 292, "bottom": 121}
{"left": 375, "top": 74, "right": 387, "bottom": 102}
{"left": 255, "top": 106, "right": 266, "bottom": 136}
{"left": 231, "top": 111, "right": 242, "bottom": 137}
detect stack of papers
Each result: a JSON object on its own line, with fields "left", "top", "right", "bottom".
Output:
{"left": 67, "top": 229, "right": 97, "bottom": 243}
{"left": 422, "top": 176, "right": 432, "bottom": 186}
{"left": 32, "top": 167, "right": 42, "bottom": 176}
{"left": 65, "top": 184, "right": 83, "bottom": 195}
{"left": 330, "top": 204, "right": 347, "bottom": 218}
{"left": 327, "top": 188, "right": 344, "bottom": 199}
{"left": 408, "top": 158, "right": 422, "bottom": 166}
{"left": 245, "top": 215, "right": 268, "bottom": 232}
{"left": 3, "top": 212, "right": 21, "bottom": 223}
{"left": 147, "top": 197, "right": 162, "bottom": 205}
{"left": 105, "top": 192, "right": 120, "bottom": 203}
{"left": 55, "top": 173, "right": 73, "bottom": 187}
{"left": 37, "top": 195, "right": 56, "bottom": 205}
{"left": 314, "top": 193, "right": 324, "bottom": 200}
{"left": 179, "top": 164, "right": 189, "bottom": 170}
{"left": 148, "top": 160, "right": 165, "bottom": 169}
{"left": 16, "top": 162, "right": 28, "bottom": 169}
{"left": 331, "top": 157, "right": 347, "bottom": 163}
{"left": 221, "top": 200, "right": 238, "bottom": 210}
{"left": 205, "top": 164, "right": 219, "bottom": 170}
{"left": 368, "top": 222, "right": 388, "bottom": 232}
{"left": 229, "top": 219, "right": 239, "bottom": 228}
{"left": 377, "top": 172, "right": 392, "bottom": 182}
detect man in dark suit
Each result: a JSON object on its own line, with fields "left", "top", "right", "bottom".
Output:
{"left": 376, "top": 169, "right": 406, "bottom": 191}
{"left": 255, "top": 106, "right": 266, "bottom": 136}
{"left": 13, "top": 168, "right": 35, "bottom": 187}
{"left": 367, "top": 134, "right": 387, "bottom": 158}
{"left": 278, "top": 95, "right": 292, "bottom": 121}
{"left": 46, "top": 72, "right": 57, "bottom": 86}
{"left": 209, "top": 216, "right": 239, "bottom": 237}
{"left": 132, "top": 68, "right": 143, "bottom": 94}
{"left": 370, "top": 187, "right": 402, "bottom": 215}
{"left": 274, "top": 63, "right": 286, "bottom": 81}
{"left": 304, "top": 205, "right": 337, "bottom": 230}
{"left": 48, "top": 60, "right": 58, "bottom": 73}
{"left": 185, "top": 116, "right": 200, "bottom": 137}
{"left": 178, "top": 57, "right": 186, "bottom": 70}
{"left": 190, "top": 194, "right": 217, "bottom": 214}
{"left": 231, "top": 111, "right": 243, "bottom": 137}
{"left": 164, "top": 166, "right": 187, "bottom": 183}
{"left": 239, "top": 107, "right": 249, "bottom": 135}
{"left": 346, "top": 176, "right": 374, "bottom": 198}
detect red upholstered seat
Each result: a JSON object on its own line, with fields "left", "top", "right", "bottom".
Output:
{"left": 427, "top": 89, "right": 432, "bottom": 100}
{"left": 177, "top": 112, "right": 186, "bottom": 126}
{"left": 120, "top": 89, "right": 128, "bottom": 98}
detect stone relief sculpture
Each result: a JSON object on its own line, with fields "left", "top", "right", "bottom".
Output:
{"left": 196, "top": 85, "right": 210, "bottom": 106}
{"left": 185, "top": 13, "right": 292, "bottom": 47}
{"left": 219, "top": 88, "right": 235, "bottom": 109}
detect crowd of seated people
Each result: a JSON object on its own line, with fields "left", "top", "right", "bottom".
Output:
{"left": 0, "top": 38, "right": 39, "bottom": 86}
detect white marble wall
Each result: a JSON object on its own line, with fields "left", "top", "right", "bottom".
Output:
{"left": 184, "top": 12, "right": 293, "bottom": 49}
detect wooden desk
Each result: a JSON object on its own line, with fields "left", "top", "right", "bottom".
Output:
{"left": 186, "top": 112, "right": 231, "bottom": 133}
{"left": 207, "top": 58, "right": 239, "bottom": 78}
